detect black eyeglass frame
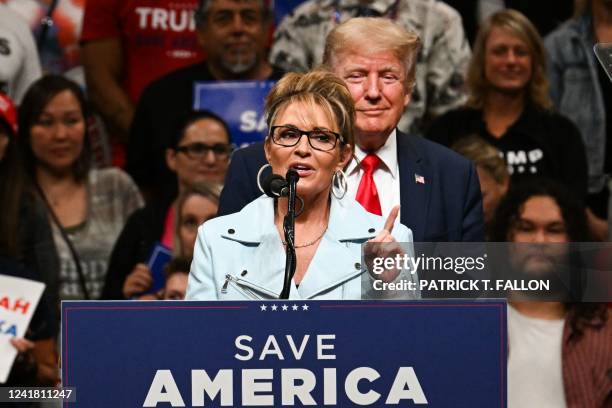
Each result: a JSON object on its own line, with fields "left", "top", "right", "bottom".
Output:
{"left": 269, "top": 125, "right": 345, "bottom": 152}
{"left": 174, "top": 142, "right": 234, "bottom": 160}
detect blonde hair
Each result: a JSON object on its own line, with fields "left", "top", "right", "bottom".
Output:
{"left": 322, "top": 17, "right": 421, "bottom": 91}
{"left": 467, "top": 9, "right": 552, "bottom": 110}
{"left": 265, "top": 69, "right": 355, "bottom": 149}
{"left": 174, "top": 181, "right": 222, "bottom": 257}
{"left": 452, "top": 135, "right": 509, "bottom": 184}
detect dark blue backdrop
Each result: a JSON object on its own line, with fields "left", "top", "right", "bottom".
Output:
{"left": 62, "top": 300, "right": 507, "bottom": 407}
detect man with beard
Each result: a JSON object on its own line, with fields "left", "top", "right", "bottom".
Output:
{"left": 489, "top": 179, "right": 612, "bottom": 407}
{"left": 126, "top": 0, "right": 284, "bottom": 201}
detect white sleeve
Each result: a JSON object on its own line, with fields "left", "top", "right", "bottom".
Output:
{"left": 12, "top": 13, "right": 41, "bottom": 103}
{"left": 186, "top": 224, "right": 219, "bottom": 300}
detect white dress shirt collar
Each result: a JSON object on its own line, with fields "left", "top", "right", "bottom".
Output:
{"left": 346, "top": 129, "right": 398, "bottom": 178}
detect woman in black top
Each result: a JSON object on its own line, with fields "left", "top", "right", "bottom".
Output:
{"left": 427, "top": 10, "right": 588, "bottom": 202}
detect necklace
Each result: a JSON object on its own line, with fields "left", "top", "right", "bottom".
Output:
{"left": 283, "top": 226, "right": 328, "bottom": 248}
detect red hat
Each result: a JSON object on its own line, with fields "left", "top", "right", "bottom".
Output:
{"left": 0, "top": 93, "right": 18, "bottom": 137}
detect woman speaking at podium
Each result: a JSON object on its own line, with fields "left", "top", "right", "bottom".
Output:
{"left": 186, "top": 70, "right": 412, "bottom": 300}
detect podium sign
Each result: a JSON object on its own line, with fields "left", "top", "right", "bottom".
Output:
{"left": 62, "top": 300, "right": 507, "bottom": 407}
{"left": 193, "top": 81, "right": 276, "bottom": 146}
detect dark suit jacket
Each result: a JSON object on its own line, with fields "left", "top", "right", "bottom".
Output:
{"left": 218, "top": 131, "right": 485, "bottom": 242}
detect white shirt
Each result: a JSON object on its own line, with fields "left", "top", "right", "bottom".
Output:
{"left": 507, "top": 305, "right": 566, "bottom": 408}
{"left": 345, "top": 129, "right": 401, "bottom": 220}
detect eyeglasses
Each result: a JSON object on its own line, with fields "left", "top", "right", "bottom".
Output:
{"left": 270, "top": 125, "right": 344, "bottom": 152}
{"left": 175, "top": 143, "right": 233, "bottom": 160}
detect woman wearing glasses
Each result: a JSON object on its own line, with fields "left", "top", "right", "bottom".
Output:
{"left": 102, "top": 111, "right": 232, "bottom": 299}
{"left": 186, "top": 70, "right": 412, "bottom": 300}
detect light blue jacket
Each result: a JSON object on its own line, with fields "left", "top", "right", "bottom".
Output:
{"left": 186, "top": 195, "right": 413, "bottom": 300}
{"left": 545, "top": 14, "right": 607, "bottom": 193}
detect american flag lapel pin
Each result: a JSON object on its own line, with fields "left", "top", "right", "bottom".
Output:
{"left": 414, "top": 174, "right": 425, "bottom": 184}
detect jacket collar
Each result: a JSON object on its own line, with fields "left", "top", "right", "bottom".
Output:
{"left": 219, "top": 195, "right": 379, "bottom": 299}
{"left": 221, "top": 195, "right": 380, "bottom": 243}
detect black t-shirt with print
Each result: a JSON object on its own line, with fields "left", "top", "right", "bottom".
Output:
{"left": 427, "top": 104, "right": 589, "bottom": 201}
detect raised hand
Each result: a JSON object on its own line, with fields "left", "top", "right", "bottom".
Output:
{"left": 365, "top": 206, "right": 405, "bottom": 282}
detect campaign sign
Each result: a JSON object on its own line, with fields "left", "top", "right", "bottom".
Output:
{"left": 0, "top": 275, "right": 45, "bottom": 383}
{"left": 62, "top": 300, "right": 507, "bottom": 407}
{"left": 146, "top": 242, "right": 173, "bottom": 294}
{"left": 193, "top": 81, "right": 276, "bottom": 146}
{"left": 272, "top": 0, "right": 307, "bottom": 24}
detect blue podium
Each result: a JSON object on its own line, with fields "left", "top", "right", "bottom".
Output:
{"left": 61, "top": 300, "right": 507, "bottom": 407}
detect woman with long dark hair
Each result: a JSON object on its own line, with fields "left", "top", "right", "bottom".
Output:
{"left": 17, "top": 75, "right": 143, "bottom": 304}
{"left": 0, "top": 92, "right": 59, "bottom": 388}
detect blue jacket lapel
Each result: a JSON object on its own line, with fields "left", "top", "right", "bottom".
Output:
{"left": 396, "top": 130, "right": 431, "bottom": 242}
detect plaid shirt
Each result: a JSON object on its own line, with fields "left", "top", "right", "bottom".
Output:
{"left": 270, "top": 0, "right": 471, "bottom": 135}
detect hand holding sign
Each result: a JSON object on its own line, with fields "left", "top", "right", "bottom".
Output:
{"left": 0, "top": 275, "right": 45, "bottom": 383}
{"left": 123, "top": 263, "right": 153, "bottom": 299}
{"left": 365, "top": 206, "right": 405, "bottom": 282}
{"left": 8, "top": 337, "right": 37, "bottom": 382}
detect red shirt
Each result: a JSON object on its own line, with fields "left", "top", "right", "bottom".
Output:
{"left": 81, "top": 0, "right": 204, "bottom": 103}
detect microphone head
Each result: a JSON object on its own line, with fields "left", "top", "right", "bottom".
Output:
{"left": 262, "top": 173, "right": 288, "bottom": 197}
{"left": 286, "top": 168, "right": 300, "bottom": 182}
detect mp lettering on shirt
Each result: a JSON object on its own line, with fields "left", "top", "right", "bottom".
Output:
{"left": 503, "top": 148, "right": 544, "bottom": 175}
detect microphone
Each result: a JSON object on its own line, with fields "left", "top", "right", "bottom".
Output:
{"left": 262, "top": 173, "right": 289, "bottom": 197}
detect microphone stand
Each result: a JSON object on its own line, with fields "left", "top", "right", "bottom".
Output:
{"left": 280, "top": 169, "right": 299, "bottom": 299}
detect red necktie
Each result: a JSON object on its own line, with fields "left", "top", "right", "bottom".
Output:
{"left": 355, "top": 154, "right": 382, "bottom": 215}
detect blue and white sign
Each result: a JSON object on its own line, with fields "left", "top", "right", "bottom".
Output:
{"left": 62, "top": 300, "right": 507, "bottom": 407}
{"left": 272, "top": 0, "right": 307, "bottom": 24}
{"left": 194, "top": 81, "right": 276, "bottom": 146}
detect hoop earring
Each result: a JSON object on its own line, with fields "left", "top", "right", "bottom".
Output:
{"left": 332, "top": 170, "right": 348, "bottom": 199}
{"left": 256, "top": 163, "right": 272, "bottom": 194}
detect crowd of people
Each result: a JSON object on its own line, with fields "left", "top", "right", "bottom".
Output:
{"left": 1, "top": 0, "right": 611, "bottom": 405}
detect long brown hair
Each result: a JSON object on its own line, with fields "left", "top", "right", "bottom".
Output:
{"left": 467, "top": 9, "right": 552, "bottom": 110}
{"left": 0, "top": 124, "right": 24, "bottom": 258}
{"left": 174, "top": 181, "right": 222, "bottom": 257}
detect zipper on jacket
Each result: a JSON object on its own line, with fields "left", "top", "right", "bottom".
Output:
{"left": 222, "top": 274, "right": 279, "bottom": 300}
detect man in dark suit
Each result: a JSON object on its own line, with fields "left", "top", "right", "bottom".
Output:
{"left": 219, "top": 17, "right": 484, "bottom": 242}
